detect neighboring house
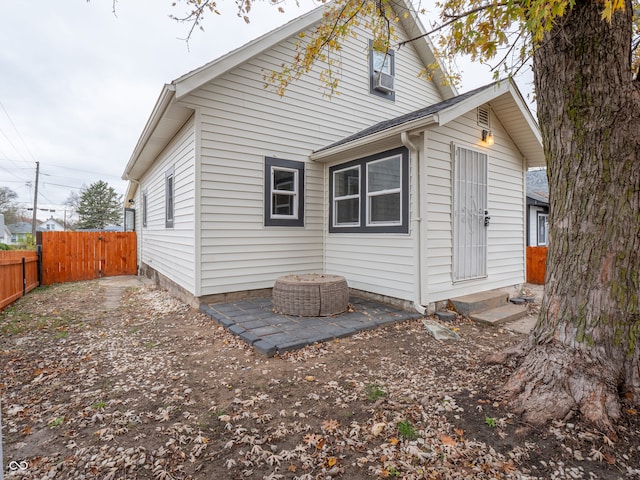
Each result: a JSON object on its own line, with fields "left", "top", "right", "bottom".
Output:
{"left": 526, "top": 169, "right": 549, "bottom": 246}
{"left": 122, "top": 1, "right": 544, "bottom": 311}
{"left": 39, "top": 216, "right": 65, "bottom": 232}
{"left": 7, "top": 222, "right": 33, "bottom": 244}
{"left": 0, "top": 214, "right": 11, "bottom": 244}
{"left": 1, "top": 225, "right": 11, "bottom": 244}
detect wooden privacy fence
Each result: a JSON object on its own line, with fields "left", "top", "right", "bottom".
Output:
{"left": 526, "top": 246, "right": 548, "bottom": 284}
{"left": 39, "top": 231, "right": 137, "bottom": 285}
{"left": 0, "top": 250, "right": 39, "bottom": 311}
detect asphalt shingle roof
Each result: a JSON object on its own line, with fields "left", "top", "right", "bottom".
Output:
{"left": 526, "top": 169, "right": 549, "bottom": 204}
{"left": 314, "top": 82, "right": 497, "bottom": 153}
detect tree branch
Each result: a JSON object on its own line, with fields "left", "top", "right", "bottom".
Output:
{"left": 398, "top": 1, "right": 514, "bottom": 48}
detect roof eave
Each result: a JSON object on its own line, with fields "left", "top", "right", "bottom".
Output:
{"left": 173, "top": 7, "right": 326, "bottom": 100}
{"left": 310, "top": 116, "right": 437, "bottom": 162}
{"left": 436, "top": 79, "right": 544, "bottom": 167}
{"left": 122, "top": 84, "right": 176, "bottom": 181}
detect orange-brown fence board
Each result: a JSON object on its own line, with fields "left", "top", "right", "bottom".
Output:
{"left": 40, "top": 232, "right": 137, "bottom": 285}
{"left": 526, "top": 246, "right": 548, "bottom": 285}
{"left": 0, "top": 250, "right": 39, "bottom": 311}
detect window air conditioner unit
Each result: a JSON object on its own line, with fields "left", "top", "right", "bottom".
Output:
{"left": 373, "top": 71, "right": 395, "bottom": 93}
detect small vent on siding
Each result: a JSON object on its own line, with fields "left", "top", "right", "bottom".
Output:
{"left": 477, "top": 106, "right": 490, "bottom": 128}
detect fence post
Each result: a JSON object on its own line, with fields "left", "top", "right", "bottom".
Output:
{"left": 36, "top": 244, "right": 42, "bottom": 286}
{"left": 22, "top": 257, "right": 26, "bottom": 296}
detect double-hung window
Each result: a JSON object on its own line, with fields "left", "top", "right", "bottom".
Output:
{"left": 333, "top": 165, "right": 361, "bottom": 226}
{"left": 142, "top": 189, "right": 148, "bottom": 228}
{"left": 537, "top": 213, "right": 549, "bottom": 246}
{"left": 264, "top": 157, "right": 305, "bottom": 227}
{"left": 329, "top": 147, "right": 408, "bottom": 233}
{"left": 165, "top": 167, "right": 174, "bottom": 228}
{"left": 367, "top": 156, "right": 401, "bottom": 225}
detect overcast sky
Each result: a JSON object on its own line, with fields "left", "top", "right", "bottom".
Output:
{"left": 0, "top": 0, "right": 533, "bottom": 222}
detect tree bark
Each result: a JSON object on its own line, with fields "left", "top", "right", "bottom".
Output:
{"left": 504, "top": 0, "right": 640, "bottom": 435}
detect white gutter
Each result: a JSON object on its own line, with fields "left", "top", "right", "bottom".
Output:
{"left": 401, "top": 131, "right": 427, "bottom": 316}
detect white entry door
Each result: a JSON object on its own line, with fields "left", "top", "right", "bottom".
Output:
{"left": 453, "top": 145, "right": 488, "bottom": 281}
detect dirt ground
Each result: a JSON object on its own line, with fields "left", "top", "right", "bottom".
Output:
{"left": 1, "top": 280, "right": 639, "bottom": 479}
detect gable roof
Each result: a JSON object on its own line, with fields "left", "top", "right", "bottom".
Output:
{"left": 122, "top": 0, "right": 456, "bottom": 200}
{"left": 7, "top": 222, "right": 32, "bottom": 234}
{"left": 310, "top": 78, "right": 544, "bottom": 167}
{"left": 526, "top": 169, "right": 549, "bottom": 204}
{"left": 170, "top": 0, "right": 456, "bottom": 102}
{"left": 315, "top": 83, "right": 495, "bottom": 153}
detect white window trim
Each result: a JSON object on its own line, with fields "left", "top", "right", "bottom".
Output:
{"left": 366, "top": 156, "right": 402, "bottom": 227}
{"left": 142, "top": 189, "right": 148, "bottom": 228}
{"left": 332, "top": 165, "right": 361, "bottom": 227}
{"left": 264, "top": 157, "right": 305, "bottom": 227}
{"left": 165, "top": 167, "right": 175, "bottom": 228}
{"left": 537, "top": 212, "right": 549, "bottom": 246}
{"left": 270, "top": 166, "right": 299, "bottom": 220}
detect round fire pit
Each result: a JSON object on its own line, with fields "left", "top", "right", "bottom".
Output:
{"left": 272, "top": 274, "right": 349, "bottom": 316}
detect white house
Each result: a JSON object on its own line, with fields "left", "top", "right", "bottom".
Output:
{"left": 0, "top": 213, "right": 11, "bottom": 244}
{"left": 38, "top": 216, "right": 65, "bottom": 232}
{"left": 122, "top": 1, "right": 544, "bottom": 311}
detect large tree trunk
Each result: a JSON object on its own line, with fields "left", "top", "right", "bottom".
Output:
{"left": 504, "top": 0, "right": 640, "bottom": 434}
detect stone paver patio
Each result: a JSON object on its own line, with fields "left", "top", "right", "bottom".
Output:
{"left": 200, "top": 296, "right": 424, "bottom": 357}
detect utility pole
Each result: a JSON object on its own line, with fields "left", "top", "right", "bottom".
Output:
{"left": 31, "top": 161, "right": 39, "bottom": 238}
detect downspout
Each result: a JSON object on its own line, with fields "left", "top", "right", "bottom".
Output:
{"left": 401, "top": 132, "right": 427, "bottom": 315}
{"left": 125, "top": 178, "right": 142, "bottom": 276}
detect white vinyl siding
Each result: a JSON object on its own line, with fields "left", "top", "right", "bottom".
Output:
{"left": 325, "top": 235, "right": 416, "bottom": 301}
{"left": 424, "top": 108, "right": 526, "bottom": 304}
{"left": 188, "top": 20, "right": 442, "bottom": 296}
{"left": 138, "top": 117, "right": 197, "bottom": 294}
{"left": 324, "top": 149, "right": 415, "bottom": 301}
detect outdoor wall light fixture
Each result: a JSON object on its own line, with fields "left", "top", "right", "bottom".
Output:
{"left": 481, "top": 129, "right": 494, "bottom": 146}
{"left": 128, "top": 199, "right": 135, "bottom": 205}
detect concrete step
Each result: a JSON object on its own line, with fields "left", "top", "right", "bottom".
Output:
{"left": 470, "top": 303, "right": 528, "bottom": 326}
{"left": 449, "top": 290, "right": 510, "bottom": 316}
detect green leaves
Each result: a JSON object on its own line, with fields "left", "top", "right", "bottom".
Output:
{"left": 76, "top": 180, "right": 122, "bottom": 230}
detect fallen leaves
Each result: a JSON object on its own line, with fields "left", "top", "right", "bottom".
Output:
{"left": 440, "top": 434, "right": 456, "bottom": 446}
{"left": 2, "top": 280, "right": 639, "bottom": 480}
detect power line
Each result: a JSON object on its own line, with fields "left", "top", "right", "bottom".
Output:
{"left": 0, "top": 100, "right": 38, "bottom": 163}
{"left": 42, "top": 181, "right": 84, "bottom": 190}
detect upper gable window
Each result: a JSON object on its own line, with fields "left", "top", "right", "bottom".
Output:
{"left": 264, "top": 157, "right": 305, "bottom": 227}
{"left": 369, "top": 41, "right": 396, "bottom": 101}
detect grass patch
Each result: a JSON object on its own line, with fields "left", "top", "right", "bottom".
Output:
{"left": 397, "top": 420, "right": 418, "bottom": 440}
{"left": 365, "top": 383, "right": 386, "bottom": 402}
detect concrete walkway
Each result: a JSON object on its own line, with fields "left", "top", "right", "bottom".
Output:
{"left": 98, "top": 275, "right": 153, "bottom": 311}
{"left": 201, "top": 296, "right": 423, "bottom": 357}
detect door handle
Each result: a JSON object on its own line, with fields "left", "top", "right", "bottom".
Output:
{"left": 484, "top": 210, "right": 491, "bottom": 227}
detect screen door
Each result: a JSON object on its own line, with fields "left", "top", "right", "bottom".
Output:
{"left": 453, "top": 146, "right": 488, "bottom": 281}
